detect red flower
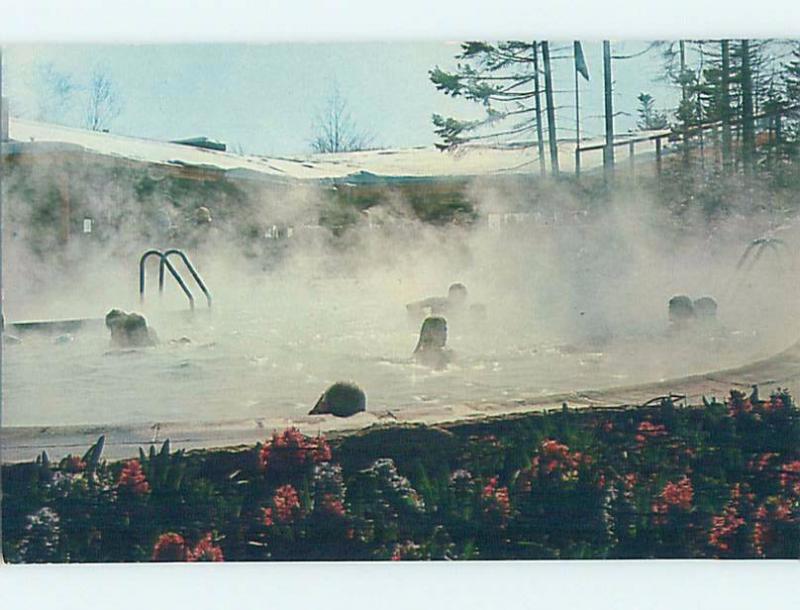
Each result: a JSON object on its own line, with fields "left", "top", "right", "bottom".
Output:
{"left": 779, "top": 461, "right": 800, "bottom": 496}
{"left": 635, "top": 421, "right": 668, "bottom": 446}
{"left": 708, "top": 484, "right": 746, "bottom": 555}
{"left": 390, "top": 540, "right": 422, "bottom": 561}
{"left": 274, "top": 485, "right": 301, "bottom": 523}
{"left": 152, "top": 532, "right": 188, "bottom": 562}
{"left": 529, "top": 439, "right": 583, "bottom": 483}
{"left": 259, "top": 428, "right": 332, "bottom": 473}
{"left": 263, "top": 484, "right": 303, "bottom": 527}
{"left": 661, "top": 476, "right": 694, "bottom": 509}
{"left": 753, "top": 497, "right": 796, "bottom": 557}
{"left": 481, "top": 476, "right": 511, "bottom": 525}
{"left": 767, "top": 394, "right": 786, "bottom": 411}
{"left": 622, "top": 473, "right": 638, "bottom": 492}
{"left": 188, "top": 533, "right": 224, "bottom": 562}
{"left": 728, "top": 390, "right": 753, "bottom": 416}
{"left": 652, "top": 476, "right": 693, "bottom": 524}
{"left": 748, "top": 452, "right": 779, "bottom": 473}
{"left": 118, "top": 459, "right": 150, "bottom": 495}
{"left": 318, "top": 494, "right": 346, "bottom": 518}
{"left": 63, "top": 455, "right": 86, "bottom": 474}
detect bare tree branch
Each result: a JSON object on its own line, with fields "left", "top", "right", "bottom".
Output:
{"left": 84, "top": 68, "right": 122, "bottom": 132}
{"left": 310, "top": 86, "right": 374, "bottom": 153}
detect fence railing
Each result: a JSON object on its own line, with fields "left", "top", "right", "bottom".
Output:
{"left": 574, "top": 105, "right": 800, "bottom": 178}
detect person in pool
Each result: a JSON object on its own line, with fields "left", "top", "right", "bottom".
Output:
{"left": 693, "top": 296, "right": 718, "bottom": 322}
{"left": 667, "top": 295, "right": 696, "bottom": 333}
{"left": 105, "top": 309, "right": 159, "bottom": 348}
{"left": 692, "top": 295, "right": 726, "bottom": 338}
{"left": 406, "top": 283, "right": 470, "bottom": 320}
{"left": 413, "top": 316, "right": 453, "bottom": 370}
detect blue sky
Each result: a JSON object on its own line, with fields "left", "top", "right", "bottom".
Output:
{"left": 4, "top": 42, "right": 680, "bottom": 156}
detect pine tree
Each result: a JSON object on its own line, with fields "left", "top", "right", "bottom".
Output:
{"left": 636, "top": 93, "right": 668, "bottom": 130}
{"left": 430, "top": 41, "right": 564, "bottom": 156}
{"left": 780, "top": 42, "right": 800, "bottom": 152}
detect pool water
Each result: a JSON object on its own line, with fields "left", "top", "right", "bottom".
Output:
{"left": 2, "top": 277, "right": 792, "bottom": 428}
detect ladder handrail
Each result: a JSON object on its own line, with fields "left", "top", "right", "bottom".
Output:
{"left": 139, "top": 249, "right": 196, "bottom": 310}
{"left": 723, "top": 237, "right": 789, "bottom": 301}
{"left": 161, "top": 248, "right": 213, "bottom": 308}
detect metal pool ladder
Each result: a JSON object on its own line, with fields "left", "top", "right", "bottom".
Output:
{"left": 139, "top": 248, "right": 212, "bottom": 310}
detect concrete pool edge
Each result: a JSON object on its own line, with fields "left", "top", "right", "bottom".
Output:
{"left": 4, "top": 338, "right": 800, "bottom": 463}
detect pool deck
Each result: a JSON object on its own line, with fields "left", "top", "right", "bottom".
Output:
{"left": 3, "top": 338, "right": 800, "bottom": 463}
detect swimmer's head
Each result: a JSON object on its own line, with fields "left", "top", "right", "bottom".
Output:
{"left": 195, "top": 206, "right": 212, "bottom": 224}
{"left": 309, "top": 381, "right": 367, "bottom": 417}
{"left": 105, "top": 309, "right": 156, "bottom": 347}
{"left": 415, "top": 316, "right": 448, "bottom": 352}
{"left": 668, "top": 295, "right": 695, "bottom": 324}
{"left": 447, "top": 283, "right": 468, "bottom": 306}
{"left": 693, "top": 296, "right": 718, "bottom": 320}
{"left": 105, "top": 308, "right": 126, "bottom": 330}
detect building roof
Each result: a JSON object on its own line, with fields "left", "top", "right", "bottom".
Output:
{"left": 6, "top": 118, "right": 671, "bottom": 184}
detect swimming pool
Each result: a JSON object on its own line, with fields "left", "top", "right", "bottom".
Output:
{"left": 3, "top": 274, "right": 790, "bottom": 429}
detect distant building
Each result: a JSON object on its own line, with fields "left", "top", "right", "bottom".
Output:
{"left": 170, "top": 136, "right": 227, "bottom": 152}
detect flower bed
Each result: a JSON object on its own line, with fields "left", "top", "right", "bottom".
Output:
{"left": 2, "top": 388, "right": 799, "bottom": 562}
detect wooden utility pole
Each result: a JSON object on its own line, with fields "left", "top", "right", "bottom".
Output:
{"left": 574, "top": 47, "right": 581, "bottom": 177}
{"left": 0, "top": 47, "right": 4, "bottom": 334}
{"left": 602, "top": 41, "right": 614, "bottom": 177}
{"left": 532, "top": 41, "right": 546, "bottom": 176}
{"left": 541, "top": 41, "right": 559, "bottom": 175}
{"left": 0, "top": 47, "right": 5, "bottom": 548}
{"left": 721, "top": 40, "right": 733, "bottom": 172}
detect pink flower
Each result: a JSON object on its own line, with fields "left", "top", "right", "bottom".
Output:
{"left": 263, "top": 484, "right": 302, "bottom": 527}
{"left": 727, "top": 390, "right": 753, "bottom": 416}
{"left": 752, "top": 497, "right": 795, "bottom": 557}
{"left": 635, "top": 421, "right": 668, "bottom": 446}
{"left": 708, "top": 485, "right": 746, "bottom": 555}
{"left": 152, "top": 533, "right": 188, "bottom": 562}
{"left": 318, "top": 494, "right": 346, "bottom": 518}
{"left": 651, "top": 476, "right": 693, "bottom": 524}
{"left": 767, "top": 395, "right": 786, "bottom": 411}
{"left": 779, "top": 461, "right": 800, "bottom": 497}
{"left": 259, "top": 428, "right": 332, "bottom": 473}
{"left": 481, "top": 476, "right": 511, "bottom": 525}
{"left": 63, "top": 455, "right": 86, "bottom": 474}
{"left": 748, "top": 452, "right": 778, "bottom": 473}
{"left": 118, "top": 459, "right": 150, "bottom": 495}
{"left": 529, "top": 439, "right": 584, "bottom": 483}
{"left": 188, "top": 533, "right": 224, "bottom": 562}
{"left": 661, "top": 476, "right": 694, "bottom": 509}
{"left": 390, "top": 540, "right": 422, "bottom": 561}
{"left": 622, "top": 473, "right": 638, "bottom": 492}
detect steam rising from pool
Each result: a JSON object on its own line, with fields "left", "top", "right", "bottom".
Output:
{"left": 4, "top": 176, "right": 800, "bottom": 427}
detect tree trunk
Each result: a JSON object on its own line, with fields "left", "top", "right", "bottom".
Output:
{"left": 741, "top": 39, "right": 756, "bottom": 176}
{"left": 679, "top": 40, "right": 690, "bottom": 168}
{"left": 603, "top": 41, "right": 614, "bottom": 178}
{"left": 541, "top": 41, "right": 559, "bottom": 175}
{"left": 721, "top": 40, "right": 733, "bottom": 173}
{"left": 532, "top": 41, "right": 546, "bottom": 176}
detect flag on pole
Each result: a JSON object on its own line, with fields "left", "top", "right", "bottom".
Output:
{"left": 574, "top": 41, "right": 590, "bottom": 81}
